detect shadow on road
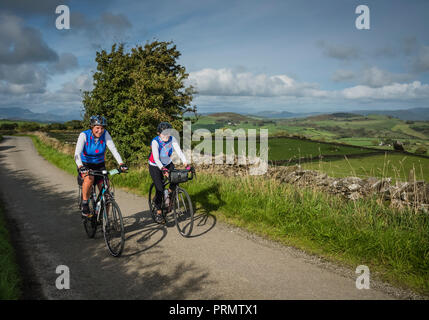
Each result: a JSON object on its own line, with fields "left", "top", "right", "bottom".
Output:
{"left": 186, "top": 183, "right": 227, "bottom": 238}
{"left": 122, "top": 210, "right": 168, "bottom": 257}
{"left": 0, "top": 136, "right": 219, "bottom": 299}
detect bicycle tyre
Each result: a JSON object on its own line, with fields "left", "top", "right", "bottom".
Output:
{"left": 83, "top": 196, "right": 97, "bottom": 238}
{"left": 148, "top": 182, "right": 157, "bottom": 222}
{"left": 103, "top": 199, "right": 125, "bottom": 257}
{"left": 148, "top": 182, "right": 168, "bottom": 222}
{"left": 173, "top": 187, "right": 194, "bottom": 237}
{"left": 78, "top": 185, "right": 82, "bottom": 210}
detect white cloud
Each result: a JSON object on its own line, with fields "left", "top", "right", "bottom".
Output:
{"left": 332, "top": 67, "right": 414, "bottom": 88}
{"left": 0, "top": 72, "right": 92, "bottom": 117}
{"left": 332, "top": 69, "right": 356, "bottom": 82}
{"left": 340, "top": 81, "right": 429, "bottom": 100}
{"left": 188, "top": 68, "right": 326, "bottom": 98}
{"left": 60, "top": 73, "right": 93, "bottom": 94}
{"left": 0, "top": 63, "right": 47, "bottom": 94}
{"left": 361, "top": 67, "right": 413, "bottom": 88}
{"left": 0, "top": 13, "right": 57, "bottom": 65}
{"left": 48, "top": 53, "right": 79, "bottom": 74}
{"left": 188, "top": 68, "right": 429, "bottom": 104}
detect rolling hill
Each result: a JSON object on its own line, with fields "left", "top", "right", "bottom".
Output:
{"left": 0, "top": 107, "right": 81, "bottom": 123}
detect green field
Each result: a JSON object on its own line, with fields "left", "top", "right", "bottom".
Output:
{"left": 200, "top": 136, "right": 380, "bottom": 161}
{"left": 303, "top": 153, "right": 429, "bottom": 182}
{"left": 193, "top": 113, "right": 429, "bottom": 153}
{"left": 266, "top": 137, "right": 377, "bottom": 161}
{"left": 45, "top": 126, "right": 429, "bottom": 183}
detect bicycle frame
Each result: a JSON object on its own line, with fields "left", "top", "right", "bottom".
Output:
{"left": 80, "top": 167, "right": 126, "bottom": 256}
{"left": 154, "top": 166, "right": 195, "bottom": 213}
{"left": 89, "top": 170, "right": 114, "bottom": 221}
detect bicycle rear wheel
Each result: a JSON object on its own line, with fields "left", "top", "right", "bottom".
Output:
{"left": 148, "top": 182, "right": 168, "bottom": 223}
{"left": 103, "top": 199, "right": 125, "bottom": 257}
{"left": 173, "top": 187, "right": 194, "bottom": 237}
{"left": 148, "top": 183, "right": 157, "bottom": 222}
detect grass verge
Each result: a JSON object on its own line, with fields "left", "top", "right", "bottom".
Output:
{"left": 30, "top": 135, "right": 429, "bottom": 296}
{"left": 0, "top": 200, "right": 21, "bottom": 299}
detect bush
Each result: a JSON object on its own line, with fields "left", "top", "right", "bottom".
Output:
{"left": 45, "top": 123, "right": 67, "bottom": 130}
{"left": 64, "top": 120, "right": 83, "bottom": 130}
{"left": 18, "top": 122, "right": 40, "bottom": 132}
{"left": 415, "top": 146, "right": 428, "bottom": 155}
{"left": 0, "top": 123, "right": 18, "bottom": 130}
{"left": 82, "top": 41, "right": 196, "bottom": 165}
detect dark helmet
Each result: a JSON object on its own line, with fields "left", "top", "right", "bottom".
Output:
{"left": 90, "top": 115, "right": 107, "bottom": 127}
{"left": 157, "top": 121, "right": 172, "bottom": 133}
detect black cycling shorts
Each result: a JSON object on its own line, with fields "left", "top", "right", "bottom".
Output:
{"left": 77, "top": 162, "right": 106, "bottom": 185}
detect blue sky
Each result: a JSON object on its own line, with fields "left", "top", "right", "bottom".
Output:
{"left": 1, "top": 0, "right": 428, "bottom": 118}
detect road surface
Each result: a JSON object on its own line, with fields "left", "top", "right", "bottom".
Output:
{"left": 0, "top": 136, "right": 411, "bottom": 300}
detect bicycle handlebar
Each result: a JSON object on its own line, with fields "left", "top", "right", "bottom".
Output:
{"left": 167, "top": 165, "right": 196, "bottom": 181}
{"left": 86, "top": 167, "right": 128, "bottom": 177}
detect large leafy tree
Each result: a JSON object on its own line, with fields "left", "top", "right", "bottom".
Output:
{"left": 82, "top": 41, "right": 196, "bottom": 165}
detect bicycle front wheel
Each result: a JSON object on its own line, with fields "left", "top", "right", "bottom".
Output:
{"left": 103, "top": 199, "right": 125, "bottom": 257}
{"left": 148, "top": 182, "right": 157, "bottom": 222}
{"left": 83, "top": 197, "right": 97, "bottom": 238}
{"left": 173, "top": 187, "right": 194, "bottom": 237}
{"left": 78, "top": 185, "right": 82, "bottom": 210}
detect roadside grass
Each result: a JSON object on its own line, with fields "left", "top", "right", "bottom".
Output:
{"left": 0, "top": 200, "right": 21, "bottom": 299}
{"left": 30, "top": 135, "right": 429, "bottom": 295}
{"left": 31, "top": 135, "right": 76, "bottom": 175}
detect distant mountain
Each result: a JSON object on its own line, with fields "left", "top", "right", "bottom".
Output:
{"left": 247, "top": 107, "right": 429, "bottom": 121}
{"left": 0, "top": 107, "right": 82, "bottom": 123}
{"left": 251, "top": 110, "right": 322, "bottom": 119}
{"left": 351, "top": 107, "right": 429, "bottom": 121}
{"left": 208, "top": 112, "right": 254, "bottom": 121}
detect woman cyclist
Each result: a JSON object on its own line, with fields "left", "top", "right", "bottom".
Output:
{"left": 74, "top": 115, "right": 128, "bottom": 217}
{"left": 149, "top": 122, "right": 188, "bottom": 224}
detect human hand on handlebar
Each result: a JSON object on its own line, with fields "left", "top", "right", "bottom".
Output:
{"left": 162, "top": 167, "right": 169, "bottom": 177}
{"left": 79, "top": 165, "right": 89, "bottom": 176}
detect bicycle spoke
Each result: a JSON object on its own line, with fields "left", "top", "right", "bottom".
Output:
{"left": 103, "top": 200, "right": 125, "bottom": 256}
{"left": 83, "top": 196, "right": 97, "bottom": 238}
{"left": 174, "top": 188, "right": 194, "bottom": 237}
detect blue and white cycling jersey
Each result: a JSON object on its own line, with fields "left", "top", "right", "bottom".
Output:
{"left": 148, "top": 135, "right": 187, "bottom": 169}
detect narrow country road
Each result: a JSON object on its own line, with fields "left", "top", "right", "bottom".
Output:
{"left": 0, "top": 136, "right": 402, "bottom": 299}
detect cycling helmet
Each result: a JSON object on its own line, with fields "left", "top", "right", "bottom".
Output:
{"left": 90, "top": 115, "right": 107, "bottom": 127}
{"left": 157, "top": 121, "right": 172, "bottom": 133}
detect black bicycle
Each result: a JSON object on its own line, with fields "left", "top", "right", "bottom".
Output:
{"left": 148, "top": 166, "right": 196, "bottom": 237}
{"left": 77, "top": 168, "right": 126, "bottom": 257}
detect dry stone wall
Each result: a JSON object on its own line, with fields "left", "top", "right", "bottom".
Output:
{"left": 181, "top": 153, "right": 429, "bottom": 213}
